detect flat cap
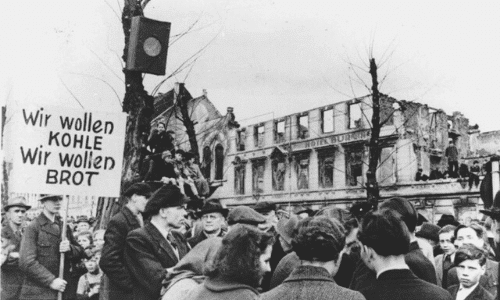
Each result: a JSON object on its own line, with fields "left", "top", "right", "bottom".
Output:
{"left": 253, "top": 201, "right": 277, "bottom": 214}
{"left": 144, "top": 185, "right": 189, "bottom": 217}
{"left": 124, "top": 182, "right": 153, "bottom": 198}
{"left": 39, "top": 195, "right": 63, "bottom": 202}
{"left": 227, "top": 206, "right": 266, "bottom": 226}
{"left": 415, "top": 223, "right": 440, "bottom": 243}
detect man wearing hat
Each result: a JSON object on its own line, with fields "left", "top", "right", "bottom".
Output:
{"left": 125, "top": 185, "right": 190, "bottom": 300}
{"left": 188, "top": 200, "right": 228, "bottom": 248}
{"left": 100, "top": 182, "right": 153, "bottom": 300}
{"left": 19, "top": 195, "right": 84, "bottom": 300}
{"left": 253, "top": 201, "right": 278, "bottom": 232}
{"left": 2, "top": 196, "right": 31, "bottom": 300}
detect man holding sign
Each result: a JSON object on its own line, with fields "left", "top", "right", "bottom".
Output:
{"left": 19, "top": 195, "right": 84, "bottom": 300}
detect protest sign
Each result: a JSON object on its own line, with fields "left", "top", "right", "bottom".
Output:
{"left": 9, "top": 106, "right": 127, "bottom": 197}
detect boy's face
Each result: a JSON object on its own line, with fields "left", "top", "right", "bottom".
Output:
{"left": 77, "top": 236, "right": 91, "bottom": 249}
{"left": 457, "top": 259, "right": 485, "bottom": 288}
{"left": 84, "top": 258, "right": 98, "bottom": 273}
{"left": 455, "top": 227, "right": 484, "bottom": 249}
{"left": 439, "top": 231, "right": 456, "bottom": 255}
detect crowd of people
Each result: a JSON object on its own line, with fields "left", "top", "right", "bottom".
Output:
{"left": 3, "top": 184, "right": 500, "bottom": 300}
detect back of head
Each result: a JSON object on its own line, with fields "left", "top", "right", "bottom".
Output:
{"left": 205, "top": 224, "right": 274, "bottom": 287}
{"left": 379, "top": 197, "right": 418, "bottom": 233}
{"left": 358, "top": 210, "right": 411, "bottom": 257}
{"left": 292, "top": 216, "right": 346, "bottom": 262}
{"left": 454, "top": 244, "right": 487, "bottom": 266}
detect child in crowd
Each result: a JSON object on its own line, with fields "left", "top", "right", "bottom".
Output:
{"left": 77, "top": 252, "right": 102, "bottom": 300}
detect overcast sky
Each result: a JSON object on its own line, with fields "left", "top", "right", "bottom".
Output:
{"left": 2, "top": 0, "right": 499, "bottom": 131}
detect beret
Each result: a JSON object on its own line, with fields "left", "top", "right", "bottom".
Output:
{"left": 227, "top": 206, "right": 266, "bottom": 226}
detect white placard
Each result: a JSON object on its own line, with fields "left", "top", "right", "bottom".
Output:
{"left": 9, "top": 106, "right": 127, "bottom": 197}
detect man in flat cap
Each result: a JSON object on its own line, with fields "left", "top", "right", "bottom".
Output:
{"left": 1, "top": 196, "right": 31, "bottom": 300}
{"left": 253, "top": 201, "right": 278, "bottom": 232}
{"left": 19, "top": 195, "right": 84, "bottom": 300}
{"left": 125, "top": 185, "right": 190, "bottom": 300}
{"left": 100, "top": 182, "right": 153, "bottom": 300}
{"left": 188, "top": 200, "right": 228, "bottom": 248}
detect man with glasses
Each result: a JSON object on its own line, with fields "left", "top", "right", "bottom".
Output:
{"left": 188, "top": 201, "right": 228, "bottom": 248}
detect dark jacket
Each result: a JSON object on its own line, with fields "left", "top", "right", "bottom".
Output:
{"left": 447, "top": 259, "right": 498, "bottom": 298}
{"left": 448, "top": 284, "right": 494, "bottom": 300}
{"left": 186, "top": 277, "right": 260, "bottom": 300}
{"left": 262, "top": 265, "right": 365, "bottom": 300}
{"left": 1, "top": 222, "right": 24, "bottom": 300}
{"left": 19, "top": 213, "right": 84, "bottom": 300}
{"left": 350, "top": 241, "right": 437, "bottom": 291}
{"left": 99, "top": 206, "right": 141, "bottom": 300}
{"left": 359, "top": 269, "right": 452, "bottom": 300}
{"left": 187, "top": 230, "right": 225, "bottom": 249}
{"left": 125, "top": 222, "right": 189, "bottom": 300}
{"left": 147, "top": 131, "right": 174, "bottom": 154}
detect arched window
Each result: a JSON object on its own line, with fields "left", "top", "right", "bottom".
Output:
{"left": 215, "top": 144, "right": 224, "bottom": 180}
{"left": 202, "top": 146, "right": 212, "bottom": 179}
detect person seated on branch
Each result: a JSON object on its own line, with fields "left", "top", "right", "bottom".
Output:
{"left": 184, "top": 152, "right": 210, "bottom": 198}
{"left": 172, "top": 150, "right": 204, "bottom": 206}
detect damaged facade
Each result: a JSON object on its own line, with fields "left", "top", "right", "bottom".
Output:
{"left": 213, "top": 95, "right": 495, "bottom": 222}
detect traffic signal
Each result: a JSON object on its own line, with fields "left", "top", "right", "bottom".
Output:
{"left": 126, "top": 16, "right": 171, "bottom": 76}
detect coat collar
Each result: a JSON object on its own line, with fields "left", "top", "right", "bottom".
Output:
{"left": 284, "top": 265, "right": 335, "bottom": 283}
{"left": 38, "top": 212, "right": 62, "bottom": 237}
{"left": 145, "top": 222, "right": 179, "bottom": 264}
{"left": 122, "top": 206, "right": 140, "bottom": 227}
{"left": 377, "top": 268, "right": 419, "bottom": 281}
{"left": 204, "top": 277, "right": 259, "bottom": 295}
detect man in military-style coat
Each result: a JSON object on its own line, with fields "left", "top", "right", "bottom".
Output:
{"left": 19, "top": 195, "right": 84, "bottom": 300}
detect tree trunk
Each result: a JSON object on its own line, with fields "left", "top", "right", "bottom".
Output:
{"left": 94, "top": 1, "right": 153, "bottom": 229}
{"left": 177, "top": 87, "right": 199, "bottom": 160}
{"left": 366, "top": 58, "right": 381, "bottom": 210}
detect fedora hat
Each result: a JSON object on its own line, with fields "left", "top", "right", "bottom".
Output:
{"left": 39, "top": 195, "right": 63, "bottom": 202}
{"left": 4, "top": 196, "right": 31, "bottom": 211}
{"left": 480, "top": 191, "right": 500, "bottom": 220}
{"left": 196, "top": 200, "right": 228, "bottom": 218}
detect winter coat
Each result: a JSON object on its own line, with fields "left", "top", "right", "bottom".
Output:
{"left": 19, "top": 213, "right": 84, "bottom": 300}
{"left": 1, "top": 223, "right": 24, "bottom": 300}
{"left": 99, "top": 206, "right": 141, "bottom": 300}
{"left": 185, "top": 277, "right": 260, "bottom": 300}
{"left": 262, "top": 265, "right": 365, "bottom": 300}
{"left": 124, "top": 223, "right": 189, "bottom": 300}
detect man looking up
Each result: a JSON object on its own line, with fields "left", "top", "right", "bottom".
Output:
{"left": 100, "top": 182, "right": 152, "bottom": 300}
{"left": 435, "top": 225, "right": 457, "bottom": 288}
{"left": 188, "top": 200, "right": 228, "bottom": 248}
{"left": 447, "top": 244, "right": 494, "bottom": 300}
{"left": 125, "top": 185, "right": 190, "bottom": 300}
{"left": 357, "top": 211, "right": 452, "bottom": 300}
{"left": 1, "top": 197, "right": 31, "bottom": 300}
{"left": 19, "top": 195, "right": 84, "bottom": 300}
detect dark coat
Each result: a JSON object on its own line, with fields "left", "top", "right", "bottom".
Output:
{"left": 1, "top": 223, "right": 24, "bottom": 300}
{"left": 99, "top": 206, "right": 141, "bottom": 300}
{"left": 262, "top": 265, "right": 365, "bottom": 300}
{"left": 350, "top": 241, "right": 437, "bottom": 291}
{"left": 447, "top": 259, "right": 498, "bottom": 298}
{"left": 125, "top": 222, "right": 189, "bottom": 300}
{"left": 359, "top": 269, "right": 452, "bottom": 300}
{"left": 19, "top": 213, "right": 84, "bottom": 300}
{"left": 187, "top": 230, "right": 225, "bottom": 250}
{"left": 147, "top": 131, "right": 174, "bottom": 154}
{"left": 185, "top": 277, "right": 260, "bottom": 300}
{"left": 447, "top": 284, "right": 495, "bottom": 300}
